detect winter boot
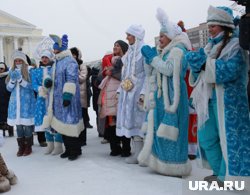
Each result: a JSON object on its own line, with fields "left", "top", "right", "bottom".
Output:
{"left": 125, "top": 137, "right": 143, "bottom": 164}
{"left": 0, "top": 154, "right": 17, "bottom": 187}
{"left": 0, "top": 174, "right": 10, "bottom": 193}
{"left": 60, "top": 150, "right": 70, "bottom": 158}
{"left": 121, "top": 136, "right": 131, "bottom": 157}
{"left": 51, "top": 142, "right": 63, "bottom": 155}
{"left": 7, "top": 125, "right": 14, "bottom": 137}
{"left": 23, "top": 136, "right": 33, "bottom": 156}
{"left": 204, "top": 175, "right": 217, "bottom": 183}
{"left": 16, "top": 137, "right": 25, "bottom": 157}
{"left": 44, "top": 142, "right": 54, "bottom": 155}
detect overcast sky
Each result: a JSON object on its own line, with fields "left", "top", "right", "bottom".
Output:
{"left": 1, "top": 0, "right": 241, "bottom": 62}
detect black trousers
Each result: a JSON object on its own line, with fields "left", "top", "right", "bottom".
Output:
{"left": 62, "top": 133, "right": 82, "bottom": 156}
{"left": 108, "top": 125, "right": 131, "bottom": 154}
{"left": 37, "top": 132, "right": 46, "bottom": 143}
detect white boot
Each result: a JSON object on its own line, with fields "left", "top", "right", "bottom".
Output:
{"left": 44, "top": 142, "right": 54, "bottom": 155}
{"left": 125, "top": 137, "right": 143, "bottom": 164}
{"left": 51, "top": 142, "right": 63, "bottom": 155}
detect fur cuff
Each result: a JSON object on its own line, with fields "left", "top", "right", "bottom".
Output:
{"left": 148, "top": 155, "right": 192, "bottom": 176}
{"left": 38, "top": 86, "right": 48, "bottom": 98}
{"left": 205, "top": 57, "right": 216, "bottom": 83}
{"left": 63, "top": 82, "right": 76, "bottom": 95}
{"left": 156, "top": 123, "right": 179, "bottom": 141}
{"left": 42, "top": 113, "right": 53, "bottom": 129}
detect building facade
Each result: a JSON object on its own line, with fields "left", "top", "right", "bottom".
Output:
{"left": 187, "top": 23, "right": 209, "bottom": 50}
{"left": 0, "top": 9, "right": 44, "bottom": 66}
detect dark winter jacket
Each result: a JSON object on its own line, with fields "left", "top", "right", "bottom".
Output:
{"left": 0, "top": 70, "right": 11, "bottom": 123}
{"left": 91, "top": 67, "right": 101, "bottom": 112}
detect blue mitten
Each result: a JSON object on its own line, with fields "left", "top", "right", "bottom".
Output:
{"left": 141, "top": 45, "right": 157, "bottom": 65}
{"left": 16, "top": 70, "right": 22, "bottom": 81}
{"left": 62, "top": 92, "right": 73, "bottom": 107}
{"left": 44, "top": 78, "right": 53, "bottom": 88}
{"left": 10, "top": 70, "right": 18, "bottom": 81}
{"left": 185, "top": 48, "right": 207, "bottom": 72}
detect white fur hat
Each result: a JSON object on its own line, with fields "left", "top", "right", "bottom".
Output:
{"left": 156, "top": 8, "right": 182, "bottom": 40}
{"left": 207, "top": 5, "right": 235, "bottom": 29}
{"left": 126, "top": 24, "right": 145, "bottom": 40}
{"left": 11, "top": 50, "right": 28, "bottom": 65}
{"left": 40, "top": 50, "right": 54, "bottom": 59}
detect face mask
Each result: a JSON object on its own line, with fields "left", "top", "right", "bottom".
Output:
{"left": 16, "top": 64, "right": 22, "bottom": 69}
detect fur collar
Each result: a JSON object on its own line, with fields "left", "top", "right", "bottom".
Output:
{"left": 55, "top": 50, "right": 72, "bottom": 61}
{"left": 157, "top": 33, "right": 192, "bottom": 57}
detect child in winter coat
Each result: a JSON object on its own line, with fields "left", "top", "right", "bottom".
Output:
{"left": 31, "top": 50, "right": 63, "bottom": 155}
{"left": 6, "top": 50, "right": 36, "bottom": 156}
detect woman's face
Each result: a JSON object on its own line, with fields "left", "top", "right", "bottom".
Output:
{"left": 0, "top": 66, "right": 5, "bottom": 73}
{"left": 41, "top": 56, "right": 50, "bottom": 65}
{"left": 14, "top": 59, "right": 24, "bottom": 65}
{"left": 126, "top": 33, "right": 136, "bottom": 45}
{"left": 113, "top": 43, "right": 123, "bottom": 56}
{"left": 159, "top": 33, "right": 171, "bottom": 49}
{"left": 208, "top": 25, "right": 223, "bottom": 38}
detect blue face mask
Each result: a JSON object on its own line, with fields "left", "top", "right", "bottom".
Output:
{"left": 16, "top": 64, "right": 22, "bottom": 69}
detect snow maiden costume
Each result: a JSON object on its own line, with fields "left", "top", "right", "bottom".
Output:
{"left": 31, "top": 50, "right": 64, "bottom": 155}
{"left": 43, "top": 34, "right": 84, "bottom": 161}
{"left": 138, "top": 8, "right": 192, "bottom": 176}
{"left": 186, "top": 6, "right": 250, "bottom": 184}
{"left": 6, "top": 51, "right": 36, "bottom": 156}
{"left": 116, "top": 25, "right": 147, "bottom": 164}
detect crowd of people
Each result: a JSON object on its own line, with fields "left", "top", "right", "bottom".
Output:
{"left": 0, "top": 5, "right": 250, "bottom": 193}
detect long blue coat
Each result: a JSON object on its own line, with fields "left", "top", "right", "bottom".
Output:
{"left": 6, "top": 69, "right": 35, "bottom": 126}
{"left": 138, "top": 34, "right": 192, "bottom": 176}
{"left": 31, "top": 64, "right": 53, "bottom": 131}
{"left": 43, "top": 50, "right": 83, "bottom": 137}
{"left": 195, "top": 36, "right": 250, "bottom": 177}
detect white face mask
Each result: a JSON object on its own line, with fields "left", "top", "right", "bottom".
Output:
{"left": 16, "top": 64, "right": 22, "bottom": 69}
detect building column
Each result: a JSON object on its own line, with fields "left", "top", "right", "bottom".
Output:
{"left": 0, "top": 36, "right": 4, "bottom": 62}
{"left": 14, "top": 37, "right": 18, "bottom": 50}
{"left": 27, "top": 37, "right": 32, "bottom": 56}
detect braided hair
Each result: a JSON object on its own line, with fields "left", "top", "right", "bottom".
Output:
{"left": 216, "top": 26, "right": 233, "bottom": 59}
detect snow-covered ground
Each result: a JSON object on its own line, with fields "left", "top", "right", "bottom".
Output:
{"left": 0, "top": 110, "right": 249, "bottom": 195}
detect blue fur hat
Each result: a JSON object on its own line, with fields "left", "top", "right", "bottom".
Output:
{"left": 49, "top": 34, "right": 68, "bottom": 51}
{"left": 207, "top": 6, "right": 235, "bottom": 29}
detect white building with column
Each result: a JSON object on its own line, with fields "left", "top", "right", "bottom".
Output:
{"left": 0, "top": 9, "right": 44, "bottom": 66}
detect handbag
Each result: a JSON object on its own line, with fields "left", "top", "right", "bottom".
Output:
{"left": 121, "top": 78, "right": 134, "bottom": 91}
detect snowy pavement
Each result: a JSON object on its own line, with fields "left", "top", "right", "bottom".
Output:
{"left": 0, "top": 112, "right": 249, "bottom": 195}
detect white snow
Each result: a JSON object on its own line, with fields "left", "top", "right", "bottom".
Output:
{"left": 0, "top": 109, "right": 249, "bottom": 195}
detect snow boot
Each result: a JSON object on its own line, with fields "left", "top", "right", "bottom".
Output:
{"left": 125, "top": 136, "right": 143, "bottom": 164}
{"left": 0, "top": 175, "right": 10, "bottom": 193}
{"left": 44, "top": 142, "right": 54, "bottom": 155}
{"left": 23, "top": 136, "right": 33, "bottom": 156}
{"left": 51, "top": 142, "right": 63, "bottom": 155}
{"left": 0, "top": 154, "right": 17, "bottom": 188}
{"left": 16, "top": 137, "right": 25, "bottom": 157}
